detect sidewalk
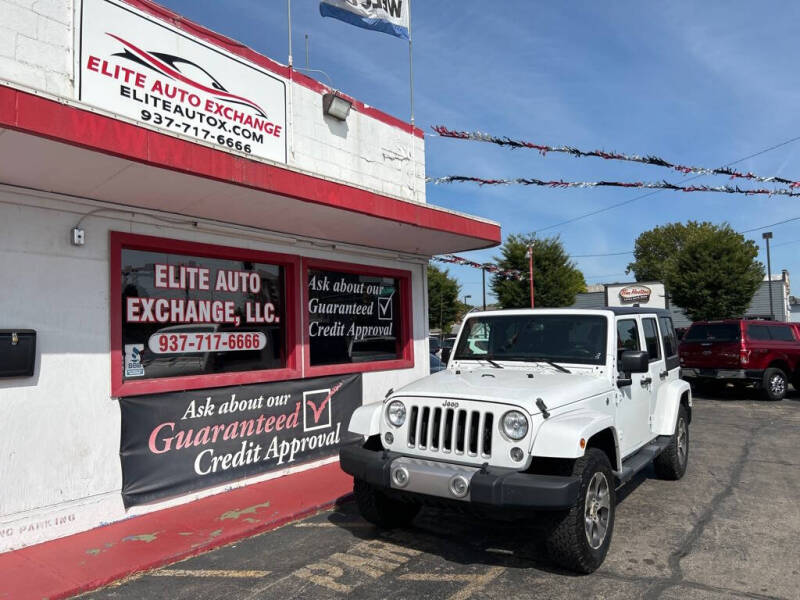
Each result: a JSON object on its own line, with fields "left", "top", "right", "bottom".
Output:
{"left": 0, "top": 463, "right": 352, "bottom": 600}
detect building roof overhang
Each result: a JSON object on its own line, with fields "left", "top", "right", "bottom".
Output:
{"left": 0, "top": 84, "right": 500, "bottom": 255}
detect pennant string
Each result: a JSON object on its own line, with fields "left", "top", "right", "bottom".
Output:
{"left": 430, "top": 255, "right": 524, "bottom": 281}
{"left": 432, "top": 125, "right": 800, "bottom": 188}
{"left": 427, "top": 175, "right": 800, "bottom": 198}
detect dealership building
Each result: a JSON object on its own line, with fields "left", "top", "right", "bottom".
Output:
{"left": 0, "top": 0, "right": 499, "bottom": 551}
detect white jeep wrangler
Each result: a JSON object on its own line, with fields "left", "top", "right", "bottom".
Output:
{"left": 340, "top": 308, "right": 691, "bottom": 573}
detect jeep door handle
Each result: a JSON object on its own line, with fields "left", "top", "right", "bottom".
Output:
{"left": 659, "top": 370, "right": 669, "bottom": 379}
{"left": 640, "top": 377, "right": 652, "bottom": 386}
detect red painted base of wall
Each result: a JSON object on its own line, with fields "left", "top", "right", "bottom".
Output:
{"left": 0, "top": 462, "right": 353, "bottom": 600}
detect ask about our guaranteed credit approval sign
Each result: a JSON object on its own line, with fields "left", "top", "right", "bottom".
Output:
{"left": 79, "top": 0, "right": 287, "bottom": 163}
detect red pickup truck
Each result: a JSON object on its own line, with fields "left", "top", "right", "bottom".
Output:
{"left": 679, "top": 319, "right": 800, "bottom": 400}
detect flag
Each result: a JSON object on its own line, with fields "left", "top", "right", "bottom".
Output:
{"left": 319, "top": 0, "right": 409, "bottom": 40}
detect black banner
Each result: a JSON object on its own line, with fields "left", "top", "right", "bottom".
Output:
{"left": 120, "top": 374, "right": 362, "bottom": 507}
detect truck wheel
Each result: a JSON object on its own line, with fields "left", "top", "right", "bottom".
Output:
{"left": 353, "top": 478, "right": 420, "bottom": 529}
{"left": 654, "top": 405, "right": 689, "bottom": 480}
{"left": 761, "top": 368, "right": 787, "bottom": 401}
{"left": 545, "top": 448, "right": 616, "bottom": 574}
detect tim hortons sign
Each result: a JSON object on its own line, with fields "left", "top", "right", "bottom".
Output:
{"left": 80, "top": 0, "right": 287, "bottom": 163}
{"left": 618, "top": 285, "right": 652, "bottom": 303}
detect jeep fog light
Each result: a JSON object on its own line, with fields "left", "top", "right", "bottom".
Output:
{"left": 386, "top": 401, "right": 406, "bottom": 427}
{"left": 392, "top": 466, "right": 409, "bottom": 487}
{"left": 449, "top": 475, "right": 469, "bottom": 498}
{"left": 501, "top": 410, "right": 528, "bottom": 440}
{"left": 384, "top": 432, "right": 394, "bottom": 445}
{"left": 510, "top": 447, "right": 524, "bottom": 462}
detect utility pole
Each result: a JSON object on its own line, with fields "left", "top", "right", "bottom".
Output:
{"left": 527, "top": 243, "right": 535, "bottom": 308}
{"left": 763, "top": 231, "right": 774, "bottom": 320}
{"left": 482, "top": 265, "right": 486, "bottom": 310}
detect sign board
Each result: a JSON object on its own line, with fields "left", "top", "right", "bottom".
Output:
{"left": 120, "top": 374, "right": 362, "bottom": 506}
{"left": 80, "top": 0, "right": 287, "bottom": 163}
{"left": 307, "top": 269, "right": 400, "bottom": 365}
{"left": 605, "top": 282, "right": 666, "bottom": 309}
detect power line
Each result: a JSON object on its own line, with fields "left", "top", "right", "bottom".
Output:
{"left": 570, "top": 250, "right": 633, "bottom": 257}
{"left": 533, "top": 133, "right": 800, "bottom": 234}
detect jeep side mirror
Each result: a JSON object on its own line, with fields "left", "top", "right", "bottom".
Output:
{"left": 620, "top": 350, "right": 649, "bottom": 374}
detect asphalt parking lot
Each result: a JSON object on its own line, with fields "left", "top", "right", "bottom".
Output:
{"left": 82, "top": 392, "right": 800, "bottom": 600}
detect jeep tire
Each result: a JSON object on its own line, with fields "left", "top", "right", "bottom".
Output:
{"left": 353, "top": 478, "right": 420, "bottom": 529}
{"left": 545, "top": 448, "right": 616, "bottom": 574}
{"left": 654, "top": 404, "right": 689, "bottom": 480}
{"left": 761, "top": 367, "right": 787, "bottom": 401}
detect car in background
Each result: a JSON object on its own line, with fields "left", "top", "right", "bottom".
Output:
{"left": 429, "top": 336, "right": 442, "bottom": 358}
{"left": 679, "top": 319, "right": 800, "bottom": 400}
{"left": 429, "top": 353, "right": 445, "bottom": 373}
{"left": 439, "top": 336, "right": 457, "bottom": 362}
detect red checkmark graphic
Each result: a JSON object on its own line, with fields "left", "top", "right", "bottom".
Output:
{"left": 307, "top": 382, "right": 342, "bottom": 423}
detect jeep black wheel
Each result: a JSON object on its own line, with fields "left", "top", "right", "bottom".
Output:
{"left": 353, "top": 478, "right": 420, "bottom": 529}
{"left": 545, "top": 448, "right": 616, "bottom": 574}
{"left": 761, "top": 368, "right": 787, "bottom": 401}
{"left": 654, "top": 404, "right": 689, "bottom": 480}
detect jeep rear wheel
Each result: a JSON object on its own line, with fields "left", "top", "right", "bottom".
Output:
{"left": 353, "top": 478, "right": 420, "bottom": 529}
{"left": 545, "top": 448, "right": 616, "bottom": 574}
{"left": 761, "top": 368, "right": 787, "bottom": 401}
{"left": 654, "top": 404, "right": 689, "bottom": 480}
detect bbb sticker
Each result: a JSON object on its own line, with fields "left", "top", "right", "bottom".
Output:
{"left": 124, "top": 344, "right": 145, "bottom": 377}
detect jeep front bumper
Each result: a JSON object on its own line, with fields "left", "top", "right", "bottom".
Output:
{"left": 339, "top": 443, "right": 580, "bottom": 510}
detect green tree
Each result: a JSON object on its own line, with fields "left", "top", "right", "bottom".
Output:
{"left": 628, "top": 221, "right": 764, "bottom": 321}
{"left": 427, "top": 265, "right": 461, "bottom": 335}
{"left": 490, "top": 234, "right": 586, "bottom": 309}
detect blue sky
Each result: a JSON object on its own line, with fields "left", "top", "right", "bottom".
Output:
{"left": 158, "top": 1, "right": 800, "bottom": 304}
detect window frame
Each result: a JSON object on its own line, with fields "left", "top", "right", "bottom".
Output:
{"left": 110, "top": 231, "right": 302, "bottom": 397}
{"left": 616, "top": 318, "right": 641, "bottom": 357}
{"left": 641, "top": 317, "right": 663, "bottom": 362}
{"left": 302, "top": 257, "right": 414, "bottom": 377}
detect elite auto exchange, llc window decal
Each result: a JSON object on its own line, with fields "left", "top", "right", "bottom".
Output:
{"left": 121, "top": 248, "right": 285, "bottom": 381}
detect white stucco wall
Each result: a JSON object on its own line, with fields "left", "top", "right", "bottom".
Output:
{"left": 0, "top": 0, "right": 426, "bottom": 204}
{"left": 0, "top": 187, "right": 430, "bottom": 551}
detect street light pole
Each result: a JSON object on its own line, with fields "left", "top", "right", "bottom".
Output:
{"left": 464, "top": 294, "right": 472, "bottom": 307}
{"left": 763, "top": 231, "right": 774, "bottom": 320}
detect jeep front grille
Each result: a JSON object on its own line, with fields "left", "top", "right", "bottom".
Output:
{"left": 407, "top": 405, "right": 493, "bottom": 457}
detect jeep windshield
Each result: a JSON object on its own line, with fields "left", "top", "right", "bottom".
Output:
{"left": 453, "top": 314, "right": 607, "bottom": 366}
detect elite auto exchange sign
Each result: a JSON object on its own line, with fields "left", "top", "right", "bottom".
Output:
{"left": 80, "top": 0, "right": 287, "bottom": 163}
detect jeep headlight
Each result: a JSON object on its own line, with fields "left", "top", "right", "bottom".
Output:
{"left": 501, "top": 410, "right": 528, "bottom": 440}
{"left": 386, "top": 400, "right": 406, "bottom": 427}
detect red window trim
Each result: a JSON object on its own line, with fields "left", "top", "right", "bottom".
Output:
{"left": 110, "top": 231, "right": 302, "bottom": 397}
{"left": 302, "top": 257, "right": 414, "bottom": 378}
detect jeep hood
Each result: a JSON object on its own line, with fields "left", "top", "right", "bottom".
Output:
{"left": 392, "top": 368, "right": 612, "bottom": 414}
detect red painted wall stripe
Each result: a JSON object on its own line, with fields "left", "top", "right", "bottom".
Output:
{"left": 0, "top": 85, "right": 500, "bottom": 246}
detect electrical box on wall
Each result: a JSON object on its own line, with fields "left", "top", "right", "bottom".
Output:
{"left": 0, "top": 330, "right": 37, "bottom": 377}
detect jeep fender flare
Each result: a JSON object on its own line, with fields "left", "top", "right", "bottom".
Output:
{"left": 651, "top": 379, "right": 692, "bottom": 436}
{"left": 531, "top": 409, "right": 621, "bottom": 470}
{"left": 348, "top": 402, "right": 383, "bottom": 437}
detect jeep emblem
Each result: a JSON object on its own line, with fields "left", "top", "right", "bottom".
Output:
{"left": 442, "top": 400, "right": 459, "bottom": 409}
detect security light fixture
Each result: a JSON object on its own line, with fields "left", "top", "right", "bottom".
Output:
{"left": 322, "top": 92, "right": 352, "bottom": 121}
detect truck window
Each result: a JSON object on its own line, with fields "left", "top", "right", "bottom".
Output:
{"left": 770, "top": 325, "right": 795, "bottom": 342}
{"left": 659, "top": 316, "right": 678, "bottom": 357}
{"left": 617, "top": 319, "right": 640, "bottom": 359}
{"left": 747, "top": 325, "right": 771, "bottom": 341}
{"left": 685, "top": 323, "right": 740, "bottom": 342}
{"left": 642, "top": 318, "right": 662, "bottom": 361}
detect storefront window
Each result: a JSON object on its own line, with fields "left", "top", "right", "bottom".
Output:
{"left": 111, "top": 233, "right": 299, "bottom": 396}
{"left": 307, "top": 268, "right": 401, "bottom": 366}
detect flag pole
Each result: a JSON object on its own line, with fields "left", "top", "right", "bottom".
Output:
{"left": 407, "top": 1, "right": 417, "bottom": 201}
